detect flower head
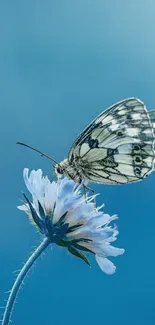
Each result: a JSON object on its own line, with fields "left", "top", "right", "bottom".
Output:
{"left": 18, "top": 168, "right": 124, "bottom": 275}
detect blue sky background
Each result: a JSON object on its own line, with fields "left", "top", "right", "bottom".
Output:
{"left": 0, "top": 1, "right": 155, "bottom": 324}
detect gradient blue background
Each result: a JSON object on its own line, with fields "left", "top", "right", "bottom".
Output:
{"left": 0, "top": 1, "right": 155, "bottom": 324}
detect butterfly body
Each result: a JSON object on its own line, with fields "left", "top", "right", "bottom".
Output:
{"left": 55, "top": 98, "right": 155, "bottom": 185}
{"left": 55, "top": 158, "right": 84, "bottom": 184}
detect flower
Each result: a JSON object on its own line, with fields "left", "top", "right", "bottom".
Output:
{"left": 18, "top": 168, "right": 124, "bottom": 275}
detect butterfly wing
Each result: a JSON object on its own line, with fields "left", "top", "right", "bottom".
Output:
{"left": 149, "top": 109, "right": 155, "bottom": 152}
{"left": 149, "top": 110, "right": 155, "bottom": 129}
{"left": 68, "top": 98, "right": 155, "bottom": 184}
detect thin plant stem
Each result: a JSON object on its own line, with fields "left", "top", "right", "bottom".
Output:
{"left": 2, "top": 237, "right": 50, "bottom": 325}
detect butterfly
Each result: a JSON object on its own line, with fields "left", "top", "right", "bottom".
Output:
{"left": 17, "top": 98, "right": 155, "bottom": 185}
{"left": 55, "top": 98, "right": 155, "bottom": 185}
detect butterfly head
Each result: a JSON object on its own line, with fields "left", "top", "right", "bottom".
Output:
{"left": 55, "top": 158, "right": 83, "bottom": 184}
{"left": 55, "top": 165, "right": 64, "bottom": 175}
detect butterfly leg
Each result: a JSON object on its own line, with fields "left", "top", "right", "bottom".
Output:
{"left": 83, "top": 184, "right": 96, "bottom": 206}
{"left": 82, "top": 184, "right": 88, "bottom": 201}
{"left": 50, "top": 170, "right": 57, "bottom": 182}
{"left": 84, "top": 184, "right": 95, "bottom": 195}
{"left": 50, "top": 176, "right": 56, "bottom": 182}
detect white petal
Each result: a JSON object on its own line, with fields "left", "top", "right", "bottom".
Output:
{"left": 23, "top": 169, "right": 58, "bottom": 215}
{"left": 23, "top": 168, "right": 43, "bottom": 198}
{"left": 102, "top": 245, "right": 125, "bottom": 257}
{"left": 44, "top": 181, "right": 58, "bottom": 213}
{"left": 96, "top": 203, "right": 105, "bottom": 211}
{"left": 53, "top": 180, "right": 82, "bottom": 224}
{"left": 104, "top": 226, "right": 119, "bottom": 242}
{"left": 23, "top": 168, "right": 32, "bottom": 193}
{"left": 53, "top": 197, "right": 81, "bottom": 224}
{"left": 89, "top": 227, "right": 115, "bottom": 241}
{"left": 65, "top": 201, "right": 94, "bottom": 226}
{"left": 87, "top": 213, "right": 111, "bottom": 228}
{"left": 17, "top": 204, "right": 28, "bottom": 212}
{"left": 91, "top": 243, "right": 125, "bottom": 257}
{"left": 95, "top": 255, "right": 116, "bottom": 275}
{"left": 57, "top": 178, "right": 75, "bottom": 200}
{"left": 30, "top": 170, "right": 45, "bottom": 198}
{"left": 66, "top": 224, "right": 92, "bottom": 240}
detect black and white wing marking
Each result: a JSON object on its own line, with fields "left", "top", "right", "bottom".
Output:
{"left": 149, "top": 110, "right": 155, "bottom": 151}
{"left": 68, "top": 98, "right": 155, "bottom": 184}
{"left": 149, "top": 110, "right": 155, "bottom": 129}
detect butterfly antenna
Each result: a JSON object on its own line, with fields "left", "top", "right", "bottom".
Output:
{"left": 16, "top": 142, "right": 60, "bottom": 166}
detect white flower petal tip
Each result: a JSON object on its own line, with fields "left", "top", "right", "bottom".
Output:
{"left": 17, "top": 204, "right": 27, "bottom": 211}
{"left": 96, "top": 203, "right": 105, "bottom": 211}
{"left": 119, "top": 248, "right": 125, "bottom": 255}
{"left": 111, "top": 214, "right": 118, "bottom": 221}
{"left": 18, "top": 168, "right": 125, "bottom": 274}
{"left": 95, "top": 256, "right": 116, "bottom": 275}
{"left": 87, "top": 193, "right": 100, "bottom": 203}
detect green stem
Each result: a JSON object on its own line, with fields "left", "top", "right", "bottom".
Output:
{"left": 2, "top": 237, "right": 50, "bottom": 325}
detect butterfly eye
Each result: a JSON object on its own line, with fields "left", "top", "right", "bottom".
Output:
{"left": 56, "top": 166, "right": 64, "bottom": 175}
